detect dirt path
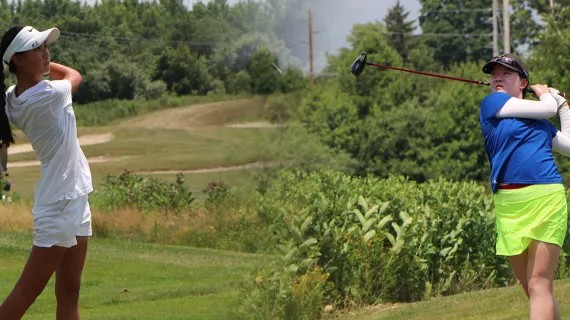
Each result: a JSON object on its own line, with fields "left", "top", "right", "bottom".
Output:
{"left": 224, "top": 121, "right": 285, "bottom": 129}
{"left": 8, "top": 133, "right": 115, "bottom": 155}
{"left": 8, "top": 99, "right": 282, "bottom": 174}
{"left": 135, "top": 161, "right": 280, "bottom": 175}
{"left": 8, "top": 156, "right": 124, "bottom": 168}
{"left": 119, "top": 98, "right": 268, "bottom": 129}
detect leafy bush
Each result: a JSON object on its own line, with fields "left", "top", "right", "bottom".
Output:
{"left": 226, "top": 71, "right": 253, "bottom": 94}
{"left": 0, "top": 175, "right": 19, "bottom": 205}
{"left": 86, "top": 171, "right": 267, "bottom": 252}
{"left": 236, "top": 265, "right": 331, "bottom": 320}
{"left": 90, "top": 170, "right": 195, "bottom": 215}
{"left": 202, "top": 181, "right": 229, "bottom": 204}
{"left": 156, "top": 44, "right": 214, "bottom": 96}
{"left": 238, "top": 169, "right": 570, "bottom": 318}
{"left": 135, "top": 79, "right": 167, "bottom": 100}
{"left": 74, "top": 99, "right": 141, "bottom": 126}
{"left": 264, "top": 93, "right": 303, "bottom": 124}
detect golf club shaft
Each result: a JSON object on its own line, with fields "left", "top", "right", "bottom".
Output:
{"left": 366, "top": 62, "right": 490, "bottom": 85}
{"left": 366, "top": 62, "right": 566, "bottom": 97}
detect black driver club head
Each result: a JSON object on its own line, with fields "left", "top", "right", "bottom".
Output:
{"left": 350, "top": 52, "right": 367, "bottom": 76}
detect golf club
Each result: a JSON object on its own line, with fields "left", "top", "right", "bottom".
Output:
{"left": 350, "top": 52, "right": 566, "bottom": 98}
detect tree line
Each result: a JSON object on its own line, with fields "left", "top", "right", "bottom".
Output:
{"left": 0, "top": 0, "right": 308, "bottom": 104}
{"left": 296, "top": 0, "right": 570, "bottom": 186}
{"left": 4, "top": 0, "right": 570, "bottom": 186}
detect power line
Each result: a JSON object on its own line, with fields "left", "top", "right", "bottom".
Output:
{"left": 0, "top": 23, "right": 230, "bottom": 47}
{"left": 382, "top": 31, "right": 492, "bottom": 38}
{"left": 422, "top": 9, "right": 492, "bottom": 13}
{"left": 59, "top": 30, "right": 220, "bottom": 46}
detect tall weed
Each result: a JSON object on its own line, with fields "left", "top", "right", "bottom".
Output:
{"left": 90, "top": 170, "right": 195, "bottom": 215}
{"left": 89, "top": 171, "right": 265, "bottom": 252}
{"left": 238, "top": 169, "right": 570, "bottom": 318}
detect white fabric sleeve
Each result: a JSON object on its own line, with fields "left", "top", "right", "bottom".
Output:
{"left": 552, "top": 131, "right": 570, "bottom": 157}
{"left": 49, "top": 80, "right": 73, "bottom": 117}
{"left": 558, "top": 104, "right": 570, "bottom": 136}
{"left": 495, "top": 93, "right": 558, "bottom": 119}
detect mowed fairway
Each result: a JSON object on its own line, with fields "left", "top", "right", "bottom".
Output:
{"left": 5, "top": 98, "right": 279, "bottom": 200}
{"left": 331, "top": 278, "right": 570, "bottom": 320}
{"left": 0, "top": 233, "right": 270, "bottom": 320}
{"left": 6, "top": 97, "right": 568, "bottom": 320}
{"left": 0, "top": 98, "right": 278, "bottom": 319}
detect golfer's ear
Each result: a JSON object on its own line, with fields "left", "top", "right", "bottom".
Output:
{"left": 521, "top": 78, "right": 529, "bottom": 90}
{"left": 12, "top": 55, "right": 24, "bottom": 69}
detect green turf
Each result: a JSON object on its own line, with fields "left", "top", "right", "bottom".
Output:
{"left": 6, "top": 126, "right": 278, "bottom": 200}
{"left": 330, "top": 279, "right": 570, "bottom": 320}
{"left": 0, "top": 233, "right": 270, "bottom": 320}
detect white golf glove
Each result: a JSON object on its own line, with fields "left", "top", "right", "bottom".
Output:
{"left": 549, "top": 87, "right": 567, "bottom": 108}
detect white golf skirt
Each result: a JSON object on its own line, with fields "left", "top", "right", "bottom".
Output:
{"left": 32, "top": 195, "right": 92, "bottom": 248}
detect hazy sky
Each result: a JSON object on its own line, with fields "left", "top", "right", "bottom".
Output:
{"left": 185, "top": 0, "right": 423, "bottom": 72}
{"left": 83, "top": 0, "right": 423, "bottom": 72}
{"left": 302, "top": 0, "right": 422, "bottom": 72}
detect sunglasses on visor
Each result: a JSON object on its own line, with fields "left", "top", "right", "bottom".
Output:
{"left": 489, "top": 55, "right": 529, "bottom": 78}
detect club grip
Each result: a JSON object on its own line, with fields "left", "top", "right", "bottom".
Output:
{"left": 528, "top": 87, "right": 566, "bottom": 98}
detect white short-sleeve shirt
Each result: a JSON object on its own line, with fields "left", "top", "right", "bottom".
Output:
{"left": 6, "top": 80, "right": 93, "bottom": 205}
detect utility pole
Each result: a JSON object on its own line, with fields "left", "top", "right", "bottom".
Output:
{"left": 308, "top": 8, "right": 314, "bottom": 88}
{"left": 503, "top": 0, "right": 510, "bottom": 53}
{"left": 492, "top": 0, "right": 499, "bottom": 56}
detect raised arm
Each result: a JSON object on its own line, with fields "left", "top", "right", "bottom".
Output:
{"left": 559, "top": 105, "right": 570, "bottom": 136}
{"left": 552, "top": 132, "right": 570, "bottom": 157}
{"left": 549, "top": 87, "right": 570, "bottom": 156}
{"left": 481, "top": 85, "right": 559, "bottom": 122}
{"left": 495, "top": 93, "right": 558, "bottom": 119}
{"left": 48, "top": 62, "right": 83, "bottom": 94}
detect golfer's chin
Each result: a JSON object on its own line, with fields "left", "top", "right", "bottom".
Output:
{"left": 42, "top": 63, "right": 50, "bottom": 75}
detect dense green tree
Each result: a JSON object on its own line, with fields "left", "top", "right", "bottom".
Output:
{"left": 155, "top": 44, "right": 213, "bottom": 95}
{"left": 383, "top": 0, "right": 416, "bottom": 62}
{"left": 0, "top": 0, "right": 306, "bottom": 103}
{"left": 418, "top": 0, "right": 494, "bottom": 67}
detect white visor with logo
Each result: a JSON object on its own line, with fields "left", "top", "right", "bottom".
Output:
{"left": 2, "top": 26, "right": 60, "bottom": 64}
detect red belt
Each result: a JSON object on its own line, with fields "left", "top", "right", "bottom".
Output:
{"left": 498, "top": 184, "right": 532, "bottom": 190}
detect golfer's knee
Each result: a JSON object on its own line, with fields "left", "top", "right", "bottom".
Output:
{"left": 520, "top": 281, "right": 530, "bottom": 298}
{"left": 56, "top": 281, "right": 81, "bottom": 304}
{"left": 528, "top": 276, "right": 552, "bottom": 297}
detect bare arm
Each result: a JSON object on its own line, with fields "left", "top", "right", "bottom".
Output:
{"left": 495, "top": 93, "right": 558, "bottom": 119}
{"left": 48, "top": 62, "right": 83, "bottom": 94}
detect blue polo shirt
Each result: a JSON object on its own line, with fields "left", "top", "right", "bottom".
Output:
{"left": 479, "top": 92, "right": 563, "bottom": 193}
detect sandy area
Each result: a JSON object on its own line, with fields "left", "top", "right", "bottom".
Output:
{"left": 8, "top": 133, "right": 115, "bottom": 155}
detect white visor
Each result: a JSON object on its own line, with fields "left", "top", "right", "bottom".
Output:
{"left": 2, "top": 26, "right": 60, "bottom": 64}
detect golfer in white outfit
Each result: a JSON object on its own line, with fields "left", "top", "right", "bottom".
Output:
{"left": 0, "top": 25, "right": 93, "bottom": 320}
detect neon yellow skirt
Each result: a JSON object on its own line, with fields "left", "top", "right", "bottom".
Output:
{"left": 493, "top": 184, "right": 568, "bottom": 256}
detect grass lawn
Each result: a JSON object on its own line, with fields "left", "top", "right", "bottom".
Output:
{"left": 0, "top": 233, "right": 270, "bottom": 320}
{"left": 5, "top": 97, "right": 281, "bottom": 201}
{"left": 5, "top": 126, "right": 275, "bottom": 200}
{"left": 331, "top": 279, "right": 570, "bottom": 320}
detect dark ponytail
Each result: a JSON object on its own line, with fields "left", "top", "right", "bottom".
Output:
{"left": 0, "top": 61, "right": 14, "bottom": 147}
{"left": 0, "top": 26, "right": 23, "bottom": 147}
